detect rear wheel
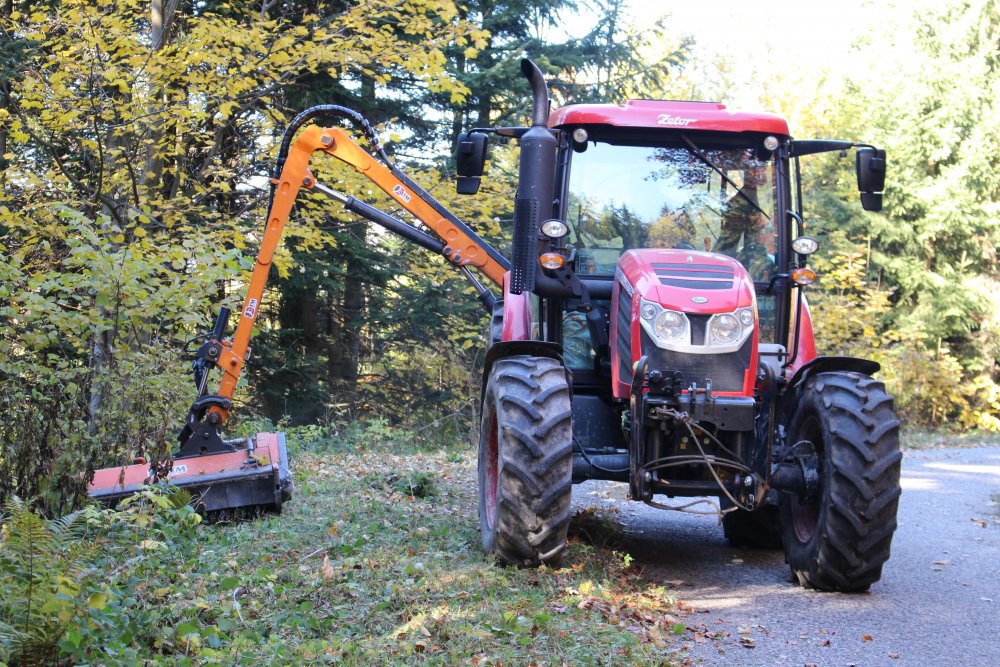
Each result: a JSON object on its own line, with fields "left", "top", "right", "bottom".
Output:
{"left": 779, "top": 372, "right": 901, "bottom": 592}
{"left": 478, "top": 356, "right": 573, "bottom": 566}
{"left": 723, "top": 505, "right": 783, "bottom": 549}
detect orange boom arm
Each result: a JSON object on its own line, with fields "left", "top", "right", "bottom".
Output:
{"left": 178, "top": 113, "right": 508, "bottom": 448}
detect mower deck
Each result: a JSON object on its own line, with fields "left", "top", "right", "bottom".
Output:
{"left": 88, "top": 432, "right": 292, "bottom": 514}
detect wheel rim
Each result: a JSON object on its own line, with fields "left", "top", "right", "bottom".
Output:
{"left": 790, "top": 416, "right": 822, "bottom": 543}
{"left": 484, "top": 410, "right": 499, "bottom": 530}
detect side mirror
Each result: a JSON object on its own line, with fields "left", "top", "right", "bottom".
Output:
{"left": 455, "top": 132, "right": 489, "bottom": 195}
{"left": 856, "top": 147, "right": 886, "bottom": 212}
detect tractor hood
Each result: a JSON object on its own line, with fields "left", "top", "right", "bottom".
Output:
{"left": 610, "top": 249, "right": 759, "bottom": 400}
{"left": 616, "top": 249, "right": 755, "bottom": 314}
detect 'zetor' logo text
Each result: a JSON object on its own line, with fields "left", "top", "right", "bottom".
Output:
{"left": 657, "top": 114, "right": 696, "bottom": 126}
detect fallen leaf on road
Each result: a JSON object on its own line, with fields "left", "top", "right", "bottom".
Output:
{"left": 819, "top": 639, "right": 831, "bottom": 647}
{"left": 737, "top": 625, "right": 752, "bottom": 635}
{"left": 971, "top": 518, "right": 987, "bottom": 527}
{"left": 320, "top": 554, "right": 334, "bottom": 581}
{"left": 739, "top": 637, "right": 755, "bottom": 648}
{"left": 863, "top": 635, "right": 874, "bottom": 642}
{"left": 889, "top": 653, "right": 899, "bottom": 659}
{"left": 932, "top": 560, "right": 950, "bottom": 565}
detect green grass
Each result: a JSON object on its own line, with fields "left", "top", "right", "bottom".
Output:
{"left": 2, "top": 436, "right": 691, "bottom": 666}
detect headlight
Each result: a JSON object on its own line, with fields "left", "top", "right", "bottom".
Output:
{"left": 792, "top": 236, "right": 819, "bottom": 255}
{"left": 638, "top": 299, "right": 690, "bottom": 347}
{"left": 709, "top": 313, "right": 740, "bottom": 345}
{"left": 540, "top": 219, "right": 569, "bottom": 239}
{"left": 655, "top": 310, "right": 687, "bottom": 341}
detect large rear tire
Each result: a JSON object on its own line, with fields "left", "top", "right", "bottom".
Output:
{"left": 779, "top": 372, "right": 901, "bottom": 592}
{"left": 478, "top": 355, "right": 573, "bottom": 566}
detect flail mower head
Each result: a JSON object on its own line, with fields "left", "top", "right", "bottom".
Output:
{"left": 88, "top": 432, "right": 292, "bottom": 518}
{"left": 88, "top": 306, "right": 293, "bottom": 518}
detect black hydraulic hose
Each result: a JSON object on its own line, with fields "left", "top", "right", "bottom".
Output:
{"left": 264, "top": 104, "right": 511, "bottom": 273}
{"left": 275, "top": 104, "right": 389, "bottom": 176}
{"left": 265, "top": 105, "right": 391, "bottom": 231}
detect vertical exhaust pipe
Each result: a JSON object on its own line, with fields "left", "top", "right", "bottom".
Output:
{"left": 510, "top": 59, "right": 558, "bottom": 294}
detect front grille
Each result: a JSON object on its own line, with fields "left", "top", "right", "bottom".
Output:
{"left": 617, "top": 286, "right": 632, "bottom": 384}
{"left": 652, "top": 262, "right": 734, "bottom": 290}
{"left": 641, "top": 332, "right": 750, "bottom": 392}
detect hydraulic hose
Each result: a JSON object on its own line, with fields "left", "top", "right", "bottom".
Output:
{"left": 265, "top": 105, "right": 391, "bottom": 230}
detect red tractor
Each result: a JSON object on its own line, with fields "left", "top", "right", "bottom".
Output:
{"left": 93, "top": 59, "right": 898, "bottom": 592}
{"left": 464, "top": 61, "right": 899, "bottom": 592}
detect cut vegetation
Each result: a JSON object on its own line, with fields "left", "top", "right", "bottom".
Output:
{"left": 1, "top": 432, "right": 691, "bottom": 666}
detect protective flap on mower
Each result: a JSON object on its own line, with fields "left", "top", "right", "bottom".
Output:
{"left": 88, "top": 432, "right": 292, "bottom": 513}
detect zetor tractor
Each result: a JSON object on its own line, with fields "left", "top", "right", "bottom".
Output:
{"left": 462, "top": 61, "right": 900, "bottom": 593}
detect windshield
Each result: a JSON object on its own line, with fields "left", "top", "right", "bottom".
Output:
{"left": 565, "top": 141, "right": 777, "bottom": 282}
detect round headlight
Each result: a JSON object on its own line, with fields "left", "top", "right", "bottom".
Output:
{"left": 655, "top": 310, "right": 687, "bottom": 341}
{"left": 792, "top": 236, "right": 819, "bottom": 255}
{"left": 710, "top": 313, "right": 740, "bottom": 344}
{"left": 540, "top": 219, "right": 569, "bottom": 239}
{"left": 739, "top": 308, "right": 754, "bottom": 326}
{"left": 640, "top": 303, "right": 657, "bottom": 320}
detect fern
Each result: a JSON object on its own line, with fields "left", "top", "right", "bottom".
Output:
{"left": 0, "top": 497, "right": 93, "bottom": 666}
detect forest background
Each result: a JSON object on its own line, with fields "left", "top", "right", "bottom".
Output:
{"left": 1, "top": 0, "right": 999, "bottom": 514}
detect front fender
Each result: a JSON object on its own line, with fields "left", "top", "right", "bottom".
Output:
{"left": 786, "top": 355, "right": 881, "bottom": 392}
{"left": 480, "top": 341, "right": 566, "bottom": 408}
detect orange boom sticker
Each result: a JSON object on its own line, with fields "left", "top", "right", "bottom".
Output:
{"left": 243, "top": 298, "right": 258, "bottom": 319}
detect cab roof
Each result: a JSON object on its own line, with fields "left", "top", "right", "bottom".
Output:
{"left": 548, "top": 100, "right": 790, "bottom": 136}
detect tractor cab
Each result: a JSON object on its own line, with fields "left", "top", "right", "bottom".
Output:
{"left": 540, "top": 100, "right": 803, "bottom": 410}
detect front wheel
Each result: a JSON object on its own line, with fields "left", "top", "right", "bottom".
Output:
{"left": 478, "top": 355, "right": 573, "bottom": 566}
{"left": 779, "top": 372, "right": 902, "bottom": 592}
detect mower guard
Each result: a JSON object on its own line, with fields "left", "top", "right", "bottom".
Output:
{"left": 88, "top": 432, "right": 292, "bottom": 514}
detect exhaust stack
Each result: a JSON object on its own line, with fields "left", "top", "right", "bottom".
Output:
{"left": 509, "top": 59, "right": 557, "bottom": 294}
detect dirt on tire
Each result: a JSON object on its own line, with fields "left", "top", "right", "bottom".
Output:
{"left": 779, "top": 372, "right": 902, "bottom": 592}
{"left": 478, "top": 355, "right": 574, "bottom": 566}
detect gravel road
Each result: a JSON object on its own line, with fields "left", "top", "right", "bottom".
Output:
{"left": 572, "top": 446, "right": 1000, "bottom": 667}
